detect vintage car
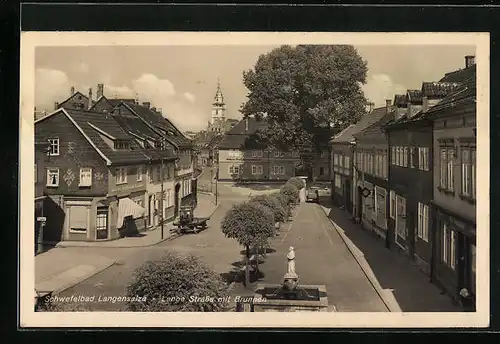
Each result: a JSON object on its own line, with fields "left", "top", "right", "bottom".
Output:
{"left": 306, "top": 186, "right": 320, "bottom": 203}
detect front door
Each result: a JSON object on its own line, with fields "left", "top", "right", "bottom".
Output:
{"left": 148, "top": 195, "right": 153, "bottom": 227}
{"left": 96, "top": 207, "right": 109, "bottom": 240}
{"left": 345, "top": 179, "right": 352, "bottom": 214}
{"left": 174, "top": 183, "right": 180, "bottom": 218}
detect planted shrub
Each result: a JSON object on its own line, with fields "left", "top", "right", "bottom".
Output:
{"left": 280, "top": 183, "right": 300, "bottom": 205}
{"left": 249, "top": 194, "right": 285, "bottom": 224}
{"left": 125, "top": 252, "right": 229, "bottom": 312}
{"left": 286, "top": 177, "right": 305, "bottom": 190}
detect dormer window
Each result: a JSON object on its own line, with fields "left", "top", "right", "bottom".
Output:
{"left": 114, "top": 140, "right": 130, "bottom": 150}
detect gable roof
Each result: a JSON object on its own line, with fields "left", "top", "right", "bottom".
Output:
{"left": 57, "top": 91, "right": 96, "bottom": 110}
{"left": 123, "top": 102, "right": 192, "bottom": 149}
{"left": 218, "top": 117, "right": 268, "bottom": 149}
{"left": 439, "top": 64, "right": 476, "bottom": 83}
{"left": 331, "top": 106, "right": 389, "bottom": 144}
{"left": 64, "top": 109, "right": 151, "bottom": 165}
{"left": 425, "top": 74, "right": 476, "bottom": 117}
{"left": 421, "top": 81, "right": 462, "bottom": 99}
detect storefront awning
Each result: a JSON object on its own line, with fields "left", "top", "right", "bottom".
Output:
{"left": 117, "top": 197, "right": 146, "bottom": 229}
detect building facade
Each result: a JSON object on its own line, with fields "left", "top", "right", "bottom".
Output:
{"left": 353, "top": 102, "right": 392, "bottom": 242}
{"left": 217, "top": 117, "right": 299, "bottom": 182}
{"left": 35, "top": 108, "right": 150, "bottom": 242}
{"left": 427, "top": 72, "right": 476, "bottom": 309}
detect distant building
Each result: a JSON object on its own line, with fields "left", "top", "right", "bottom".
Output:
{"left": 206, "top": 79, "right": 239, "bottom": 134}
{"left": 217, "top": 117, "right": 299, "bottom": 182}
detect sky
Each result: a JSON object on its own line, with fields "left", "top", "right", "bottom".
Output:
{"left": 35, "top": 45, "right": 475, "bottom": 132}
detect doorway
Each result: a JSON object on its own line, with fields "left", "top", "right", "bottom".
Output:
{"left": 174, "top": 183, "right": 181, "bottom": 218}
{"left": 345, "top": 179, "right": 352, "bottom": 215}
{"left": 96, "top": 207, "right": 109, "bottom": 240}
{"left": 356, "top": 186, "right": 363, "bottom": 222}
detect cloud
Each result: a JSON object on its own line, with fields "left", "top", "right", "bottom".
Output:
{"left": 183, "top": 92, "right": 196, "bottom": 103}
{"left": 73, "top": 62, "right": 90, "bottom": 74}
{"left": 362, "top": 73, "right": 408, "bottom": 107}
{"left": 35, "top": 70, "right": 206, "bottom": 131}
{"left": 35, "top": 68, "right": 70, "bottom": 110}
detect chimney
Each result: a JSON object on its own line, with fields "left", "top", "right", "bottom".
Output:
{"left": 151, "top": 106, "right": 156, "bottom": 112}
{"left": 422, "top": 96, "right": 429, "bottom": 112}
{"left": 407, "top": 102, "right": 412, "bottom": 117}
{"left": 54, "top": 102, "right": 59, "bottom": 110}
{"left": 385, "top": 99, "right": 392, "bottom": 114}
{"left": 70, "top": 86, "right": 75, "bottom": 96}
{"left": 465, "top": 55, "right": 475, "bottom": 68}
{"left": 142, "top": 102, "right": 151, "bottom": 109}
{"left": 97, "top": 84, "right": 104, "bottom": 99}
{"left": 156, "top": 108, "right": 162, "bottom": 114}
{"left": 88, "top": 88, "right": 93, "bottom": 110}
{"left": 245, "top": 118, "right": 249, "bottom": 131}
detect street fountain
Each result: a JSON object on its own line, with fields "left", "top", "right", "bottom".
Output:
{"left": 252, "top": 246, "right": 328, "bottom": 312}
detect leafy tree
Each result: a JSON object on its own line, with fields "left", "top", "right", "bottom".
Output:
{"left": 125, "top": 252, "right": 229, "bottom": 312}
{"left": 287, "top": 177, "right": 305, "bottom": 190}
{"left": 241, "top": 45, "right": 368, "bottom": 175}
{"left": 221, "top": 201, "right": 275, "bottom": 287}
{"left": 280, "top": 183, "right": 300, "bottom": 206}
{"left": 249, "top": 194, "right": 285, "bottom": 224}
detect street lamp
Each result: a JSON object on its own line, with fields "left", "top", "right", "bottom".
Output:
{"left": 35, "top": 140, "right": 51, "bottom": 255}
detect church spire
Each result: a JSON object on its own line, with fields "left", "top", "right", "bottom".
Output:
{"left": 213, "top": 77, "right": 224, "bottom": 105}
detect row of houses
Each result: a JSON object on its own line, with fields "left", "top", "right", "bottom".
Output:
{"left": 330, "top": 55, "right": 477, "bottom": 308}
{"left": 35, "top": 84, "right": 197, "bottom": 249}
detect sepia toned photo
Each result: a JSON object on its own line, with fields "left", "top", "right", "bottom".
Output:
{"left": 20, "top": 32, "right": 489, "bottom": 328}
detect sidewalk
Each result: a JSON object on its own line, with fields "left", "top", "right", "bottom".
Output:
{"left": 320, "top": 201, "right": 461, "bottom": 312}
{"left": 35, "top": 248, "right": 116, "bottom": 294}
{"left": 55, "top": 193, "right": 219, "bottom": 248}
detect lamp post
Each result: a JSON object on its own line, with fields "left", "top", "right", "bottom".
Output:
{"left": 160, "top": 157, "right": 164, "bottom": 240}
{"left": 215, "top": 166, "right": 219, "bottom": 206}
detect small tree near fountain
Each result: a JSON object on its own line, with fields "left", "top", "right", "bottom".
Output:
{"left": 125, "top": 252, "right": 229, "bottom": 312}
{"left": 221, "top": 201, "right": 275, "bottom": 287}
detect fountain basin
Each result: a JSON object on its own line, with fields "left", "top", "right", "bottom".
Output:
{"left": 252, "top": 284, "right": 328, "bottom": 312}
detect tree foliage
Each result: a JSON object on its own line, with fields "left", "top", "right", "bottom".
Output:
{"left": 287, "top": 177, "right": 305, "bottom": 190}
{"left": 221, "top": 201, "right": 275, "bottom": 248}
{"left": 249, "top": 194, "right": 285, "bottom": 223}
{"left": 125, "top": 253, "right": 229, "bottom": 312}
{"left": 241, "top": 45, "right": 368, "bottom": 154}
{"left": 280, "top": 184, "right": 300, "bottom": 205}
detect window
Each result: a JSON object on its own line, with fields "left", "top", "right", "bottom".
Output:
{"left": 374, "top": 187, "right": 387, "bottom": 229}
{"left": 69, "top": 206, "right": 88, "bottom": 233}
{"left": 34, "top": 164, "right": 37, "bottom": 183}
{"left": 114, "top": 141, "right": 130, "bottom": 150}
{"left": 46, "top": 168, "right": 59, "bottom": 187}
{"left": 389, "top": 191, "right": 396, "bottom": 219}
{"left": 79, "top": 167, "right": 92, "bottom": 187}
{"left": 418, "top": 147, "right": 429, "bottom": 171}
{"left": 319, "top": 167, "right": 325, "bottom": 176}
{"left": 320, "top": 151, "right": 325, "bottom": 158}
{"left": 399, "top": 147, "right": 404, "bottom": 167}
{"left": 252, "top": 150, "right": 263, "bottom": 158}
{"left": 252, "top": 165, "right": 263, "bottom": 175}
{"left": 447, "top": 148, "right": 454, "bottom": 190}
{"left": 229, "top": 165, "right": 240, "bottom": 175}
{"left": 417, "top": 203, "right": 429, "bottom": 242}
{"left": 271, "top": 165, "right": 284, "bottom": 175}
{"left": 439, "top": 145, "right": 455, "bottom": 192}
{"left": 48, "top": 138, "right": 59, "bottom": 156}
{"left": 442, "top": 223, "right": 456, "bottom": 270}
{"left": 395, "top": 195, "right": 407, "bottom": 242}
{"left": 137, "top": 165, "right": 143, "bottom": 181}
{"left": 334, "top": 153, "right": 339, "bottom": 168}
{"left": 274, "top": 150, "right": 285, "bottom": 157}
{"left": 461, "top": 145, "right": 476, "bottom": 199}
{"left": 116, "top": 167, "right": 127, "bottom": 184}
{"left": 382, "top": 152, "right": 388, "bottom": 179}
{"left": 334, "top": 174, "right": 341, "bottom": 188}
{"left": 391, "top": 147, "right": 396, "bottom": 166}
{"left": 339, "top": 154, "right": 344, "bottom": 168}
{"left": 345, "top": 156, "right": 350, "bottom": 171}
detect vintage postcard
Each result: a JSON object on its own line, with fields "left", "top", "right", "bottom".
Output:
{"left": 20, "top": 32, "right": 489, "bottom": 328}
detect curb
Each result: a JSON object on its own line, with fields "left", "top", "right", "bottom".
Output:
{"left": 318, "top": 205, "right": 402, "bottom": 312}
{"left": 39, "top": 260, "right": 117, "bottom": 296}
{"left": 51, "top": 202, "right": 222, "bottom": 249}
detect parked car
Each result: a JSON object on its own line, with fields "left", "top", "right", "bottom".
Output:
{"left": 306, "top": 186, "right": 320, "bottom": 203}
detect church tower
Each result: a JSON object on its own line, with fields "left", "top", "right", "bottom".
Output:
{"left": 210, "top": 78, "right": 226, "bottom": 128}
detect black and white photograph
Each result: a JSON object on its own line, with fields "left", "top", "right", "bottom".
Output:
{"left": 20, "top": 32, "right": 489, "bottom": 328}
